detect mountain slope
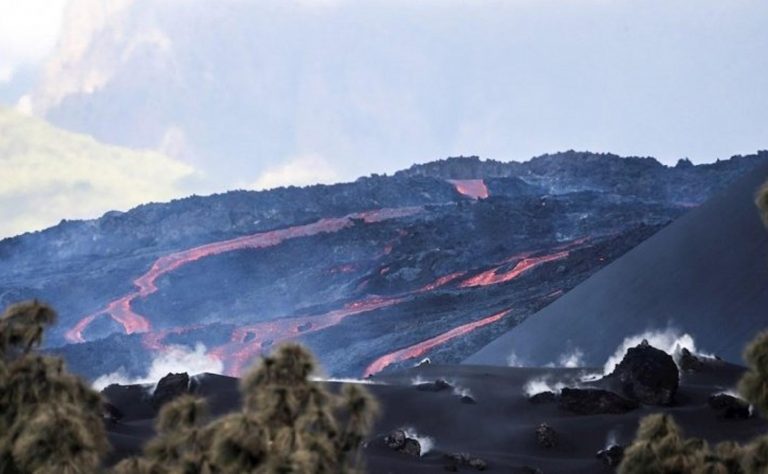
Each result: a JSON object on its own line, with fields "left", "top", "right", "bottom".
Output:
{"left": 465, "top": 161, "right": 768, "bottom": 367}
{"left": 0, "top": 106, "right": 193, "bottom": 237}
{"left": 3, "top": 152, "right": 766, "bottom": 380}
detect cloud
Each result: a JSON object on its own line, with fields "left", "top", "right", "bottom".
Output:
{"left": 251, "top": 153, "right": 340, "bottom": 190}
{"left": 0, "top": 106, "right": 197, "bottom": 238}
{"left": 92, "top": 343, "right": 223, "bottom": 391}
{"left": 0, "top": 0, "right": 68, "bottom": 83}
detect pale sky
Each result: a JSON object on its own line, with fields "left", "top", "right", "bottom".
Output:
{"left": 0, "top": 0, "right": 767, "bottom": 237}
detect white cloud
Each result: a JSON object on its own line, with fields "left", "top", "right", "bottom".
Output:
{"left": 92, "top": 343, "right": 223, "bottom": 391}
{"left": 0, "top": 106, "right": 197, "bottom": 238}
{"left": 251, "top": 153, "right": 340, "bottom": 190}
{"left": 0, "top": 0, "right": 68, "bottom": 83}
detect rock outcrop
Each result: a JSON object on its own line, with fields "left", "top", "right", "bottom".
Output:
{"left": 708, "top": 393, "right": 752, "bottom": 419}
{"left": 151, "top": 372, "right": 190, "bottom": 409}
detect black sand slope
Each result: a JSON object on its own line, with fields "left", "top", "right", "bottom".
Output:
{"left": 103, "top": 363, "right": 767, "bottom": 473}
{"left": 465, "top": 162, "right": 768, "bottom": 368}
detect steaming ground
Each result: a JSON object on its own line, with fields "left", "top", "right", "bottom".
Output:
{"left": 103, "top": 360, "right": 767, "bottom": 473}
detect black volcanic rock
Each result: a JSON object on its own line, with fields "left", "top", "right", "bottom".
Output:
{"left": 445, "top": 452, "right": 488, "bottom": 471}
{"left": 608, "top": 340, "right": 679, "bottom": 406}
{"left": 385, "top": 429, "right": 422, "bottom": 457}
{"left": 596, "top": 445, "right": 625, "bottom": 467}
{"left": 535, "top": 423, "right": 558, "bottom": 448}
{"left": 559, "top": 388, "right": 639, "bottom": 415}
{"left": 678, "top": 348, "right": 724, "bottom": 373}
{"left": 152, "top": 372, "right": 190, "bottom": 409}
{"left": 416, "top": 378, "right": 453, "bottom": 392}
{"left": 529, "top": 391, "right": 557, "bottom": 404}
{"left": 708, "top": 393, "right": 752, "bottom": 419}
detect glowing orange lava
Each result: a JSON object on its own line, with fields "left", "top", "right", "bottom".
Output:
{"left": 213, "top": 295, "right": 406, "bottom": 376}
{"left": 363, "top": 308, "right": 511, "bottom": 377}
{"left": 459, "top": 251, "right": 570, "bottom": 288}
{"left": 448, "top": 179, "right": 489, "bottom": 199}
{"left": 65, "top": 207, "right": 422, "bottom": 343}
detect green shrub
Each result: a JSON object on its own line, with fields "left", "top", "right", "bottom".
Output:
{"left": 0, "top": 301, "right": 108, "bottom": 473}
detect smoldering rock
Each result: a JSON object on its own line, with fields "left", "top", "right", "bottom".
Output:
{"left": 444, "top": 452, "right": 488, "bottom": 471}
{"left": 384, "top": 429, "right": 421, "bottom": 456}
{"left": 416, "top": 378, "right": 453, "bottom": 392}
{"left": 596, "top": 445, "right": 625, "bottom": 467}
{"left": 708, "top": 393, "right": 752, "bottom": 419}
{"left": 529, "top": 391, "right": 557, "bottom": 404}
{"left": 607, "top": 340, "right": 679, "bottom": 405}
{"left": 152, "top": 372, "right": 190, "bottom": 410}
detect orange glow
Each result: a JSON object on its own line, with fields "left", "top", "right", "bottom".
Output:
{"left": 459, "top": 251, "right": 570, "bottom": 288}
{"left": 417, "top": 271, "right": 465, "bottom": 292}
{"left": 363, "top": 308, "right": 511, "bottom": 377}
{"left": 448, "top": 179, "right": 489, "bottom": 199}
{"left": 65, "top": 207, "right": 422, "bottom": 344}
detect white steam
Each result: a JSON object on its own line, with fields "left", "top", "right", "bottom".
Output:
{"left": 92, "top": 343, "right": 223, "bottom": 391}
{"left": 402, "top": 427, "right": 435, "bottom": 456}
{"left": 602, "top": 330, "right": 705, "bottom": 375}
{"left": 310, "top": 376, "right": 385, "bottom": 385}
{"left": 507, "top": 352, "right": 525, "bottom": 367}
{"left": 523, "top": 375, "right": 569, "bottom": 397}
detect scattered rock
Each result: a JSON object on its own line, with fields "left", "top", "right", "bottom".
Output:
{"left": 416, "top": 358, "right": 431, "bottom": 367}
{"left": 608, "top": 339, "right": 679, "bottom": 405}
{"left": 152, "top": 372, "right": 190, "bottom": 409}
{"left": 596, "top": 445, "right": 625, "bottom": 467}
{"left": 460, "top": 394, "right": 477, "bottom": 404}
{"left": 708, "top": 393, "right": 752, "bottom": 419}
{"left": 384, "top": 429, "right": 421, "bottom": 456}
{"left": 385, "top": 429, "right": 406, "bottom": 450}
{"left": 444, "top": 452, "right": 488, "bottom": 471}
{"left": 559, "top": 388, "right": 639, "bottom": 415}
{"left": 529, "top": 391, "right": 557, "bottom": 404}
{"left": 519, "top": 467, "right": 544, "bottom": 474}
{"left": 417, "top": 378, "right": 453, "bottom": 392}
{"left": 536, "top": 423, "right": 558, "bottom": 449}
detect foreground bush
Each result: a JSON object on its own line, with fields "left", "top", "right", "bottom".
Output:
{"left": 757, "top": 180, "right": 768, "bottom": 226}
{"left": 0, "top": 301, "right": 108, "bottom": 473}
{"left": 113, "top": 343, "right": 379, "bottom": 474}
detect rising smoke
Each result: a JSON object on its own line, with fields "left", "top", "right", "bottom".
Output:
{"left": 91, "top": 343, "right": 223, "bottom": 391}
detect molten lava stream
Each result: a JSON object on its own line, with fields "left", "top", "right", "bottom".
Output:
{"left": 459, "top": 251, "right": 570, "bottom": 288}
{"left": 448, "top": 179, "right": 489, "bottom": 200}
{"left": 214, "top": 296, "right": 406, "bottom": 376}
{"left": 363, "top": 308, "right": 511, "bottom": 377}
{"left": 64, "top": 206, "right": 422, "bottom": 344}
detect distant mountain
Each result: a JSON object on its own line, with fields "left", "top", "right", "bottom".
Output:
{"left": 3, "top": 151, "right": 765, "bottom": 381}
{"left": 466, "top": 160, "right": 768, "bottom": 367}
{"left": 0, "top": 106, "right": 193, "bottom": 238}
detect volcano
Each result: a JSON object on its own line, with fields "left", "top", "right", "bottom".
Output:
{"left": 466, "top": 161, "right": 768, "bottom": 367}
{"left": 2, "top": 151, "right": 766, "bottom": 381}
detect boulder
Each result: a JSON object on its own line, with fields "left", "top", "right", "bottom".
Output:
{"left": 536, "top": 423, "right": 558, "bottom": 449}
{"left": 559, "top": 388, "right": 639, "bottom": 415}
{"left": 384, "top": 429, "right": 421, "bottom": 456}
{"left": 708, "top": 393, "right": 752, "bottom": 419}
{"left": 596, "top": 445, "right": 625, "bottom": 467}
{"left": 528, "top": 391, "right": 557, "bottom": 404}
{"left": 444, "top": 452, "right": 488, "bottom": 471}
{"left": 102, "top": 402, "right": 123, "bottom": 423}
{"left": 416, "top": 378, "right": 453, "bottom": 392}
{"left": 678, "top": 348, "right": 723, "bottom": 372}
{"left": 608, "top": 340, "right": 679, "bottom": 405}
{"left": 460, "top": 394, "right": 477, "bottom": 404}
{"left": 152, "top": 372, "right": 190, "bottom": 409}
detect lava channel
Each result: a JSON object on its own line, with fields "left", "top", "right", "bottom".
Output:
{"left": 363, "top": 308, "right": 511, "bottom": 377}
{"left": 448, "top": 179, "right": 489, "bottom": 200}
{"left": 210, "top": 295, "right": 406, "bottom": 376}
{"left": 65, "top": 207, "right": 422, "bottom": 344}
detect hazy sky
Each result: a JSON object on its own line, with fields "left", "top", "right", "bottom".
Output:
{"left": 0, "top": 0, "right": 767, "bottom": 237}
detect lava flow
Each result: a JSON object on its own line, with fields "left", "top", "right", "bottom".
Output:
{"left": 211, "top": 295, "right": 406, "bottom": 376}
{"left": 448, "top": 179, "right": 489, "bottom": 200}
{"left": 65, "top": 207, "right": 422, "bottom": 343}
{"left": 459, "top": 251, "right": 570, "bottom": 288}
{"left": 363, "top": 308, "right": 512, "bottom": 377}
